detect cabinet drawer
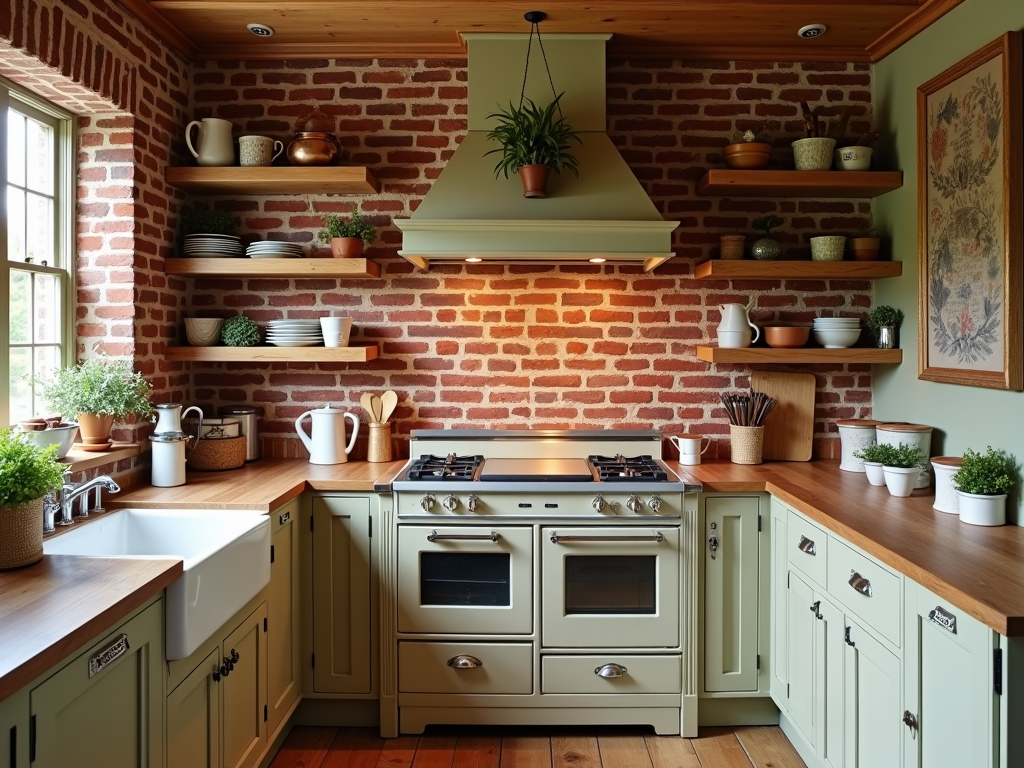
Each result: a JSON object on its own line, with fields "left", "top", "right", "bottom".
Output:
{"left": 786, "top": 508, "right": 828, "bottom": 586}
{"left": 541, "top": 655, "right": 681, "bottom": 695}
{"left": 399, "top": 642, "right": 532, "bottom": 695}
{"left": 827, "top": 537, "right": 902, "bottom": 646}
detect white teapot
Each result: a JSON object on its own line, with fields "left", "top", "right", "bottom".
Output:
{"left": 295, "top": 405, "right": 360, "bottom": 465}
{"left": 717, "top": 297, "right": 760, "bottom": 348}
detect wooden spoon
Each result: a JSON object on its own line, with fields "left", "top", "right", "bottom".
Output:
{"left": 359, "top": 392, "right": 377, "bottom": 423}
{"left": 380, "top": 390, "right": 398, "bottom": 424}
{"left": 369, "top": 394, "right": 383, "bottom": 425}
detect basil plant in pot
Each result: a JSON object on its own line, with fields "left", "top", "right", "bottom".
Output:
{"left": 317, "top": 212, "right": 377, "bottom": 259}
{"left": 0, "top": 430, "right": 65, "bottom": 569}
{"left": 880, "top": 442, "right": 923, "bottom": 498}
{"left": 952, "top": 446, "right": 1017, "bottom": 526}
{"left": 40, "top": 357, "right": 153, "bottom": 449}
{"left": 853, "top": 442, "right": 897, "bottom": 487}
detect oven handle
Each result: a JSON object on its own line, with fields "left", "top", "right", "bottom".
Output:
{"left": 427, "top": 530, "right": 502, "bottom": 542}
{"left": 549, "top": 532, "right": 665, "bottom": 544}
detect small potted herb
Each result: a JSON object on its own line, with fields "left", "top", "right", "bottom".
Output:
{"left": 0, "top": 430, "right": 65, "bottom": 569}
{"left": 318, "top": 212, "right": 377, "bottom": 259}
{"left": 853, "top": 442, "right": 896, "bottom": 486}
{"left": 953, "top": 447, "right": 1017, "bottom": 526}
{"left": 880, "top": 442, "right": 923, "bottom": 498}
{"left": 221, "top": 315, "right": 261, "bottom": 347}
{"left": 724, "top": 123, "right": 774, "bottom": 170}
{"left": 867, "top": 305, "right": 905, "bottom": 349}
{"left": 751, "top": 215, "right": 784, "bottom": 261}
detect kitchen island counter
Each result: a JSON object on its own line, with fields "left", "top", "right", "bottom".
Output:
{"left": 684, "top": 459, "right": 1024, "bottom": 636}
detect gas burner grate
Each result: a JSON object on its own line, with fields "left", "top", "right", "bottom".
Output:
{"left": 407, "top": 453, "right": 484, "bottom": 481}
{"left": 588, "top": 454, "right": 669, "bottom": 482}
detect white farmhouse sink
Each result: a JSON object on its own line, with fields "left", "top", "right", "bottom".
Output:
{"left": 44, "top": 508, "right": 270, "bottom": 660}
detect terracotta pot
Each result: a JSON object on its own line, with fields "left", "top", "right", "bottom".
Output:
{"left": 723, "top": 142, "right": 772, "bottom": 169}
{"left": 0, "top": 498, "right": 44, "bottom": 570}
{"left": 76, "top": 412, "right": 115, "bottom": 443}
{"left": 330, "top": 237, "right": 364, "bottom": 259}
{"left": 518, "top": 164, "right": 552, "bottom": 198}
{"left": 850, "top": 237, "right": 881, "bottom": 261}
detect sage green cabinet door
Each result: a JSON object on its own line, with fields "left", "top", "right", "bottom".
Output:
{"left": 311, "top": 495, "right": 372, "bottom": 694}
{"left": 0, "top": 688, "right": 28, "bottom": 768}
{"left": 770, "top": 499, "right": 789, "bottom": 708}
{"left": 166, "top": 649, "right": 220, "bottom": 768}
{"left": 704, "top": 495, "right": 760, "bottom": 692}
{"left": 221, "top": 603, "right": 268, "bottom": 768}
{"left": 268, "top": 501, "right": 301, "bottom": 737}
{"left": 843, "top": 619, "right": 901, "bottom": 768}
{"left": 816, "top": 595, "right": 845, "bottom": 768}
{"left": 30, "top": 600, "right": 164, "bottom": 768}
{"left": 786, "top": 569, "right": 817, "bottom": 749}
{"left": 903, "top": 582, "right": 996, "bottom": 768}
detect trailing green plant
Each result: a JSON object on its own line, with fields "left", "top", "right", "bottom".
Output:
{"left": 882, "top": 442, "right": 922, "bottom": 469}
{"left": 40, "top": 356, "right": 153, "bottom": 421}
{"left": 180, "top": 205, "right": 239, "bottom": 237}
{"left": 221, "top": 315, "right": 260, "bottom": 347}
{"left": 853, "top": 442, "right": 897, "bottom": 464}
{"left": 484, "top": 93, "right": 581, "bottom": 179}
{"left": 317, "top": 212, "right": 377, "bottom": 246}
{"left": 0, "top": 429, "right": 65, "bottom": 508}
{"left": 953, "top": 447, "right": 1017, "bottom": 496}
{"left": 752, "top": 215, "right": 784, "bottom": 236}
{"left": 868, "top": 305, "right": 905, "bottom": 330}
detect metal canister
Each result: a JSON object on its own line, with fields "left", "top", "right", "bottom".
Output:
{"left": 217, "top": 405, "right": 264, "bottom": 461}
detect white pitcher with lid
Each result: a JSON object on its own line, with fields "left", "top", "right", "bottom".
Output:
{"left": 295, "top": 405, "right": 360, "bottom": 465}
{"left": 716, "top": 297, "right": 760, "bottom": 348}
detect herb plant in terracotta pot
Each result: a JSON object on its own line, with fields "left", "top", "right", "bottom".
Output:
{"left": 953, "top": 446, "right": 1017, "bottom": 526}
{"left": 0, "top": 429, "right": 65, "bottom": 569}
{"left": 318, "top": 212, "right": 376, "bottom": 259}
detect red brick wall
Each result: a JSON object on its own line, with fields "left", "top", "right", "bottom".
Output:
{"left": 186, "top": 58, "right": 875, "bottom": 455}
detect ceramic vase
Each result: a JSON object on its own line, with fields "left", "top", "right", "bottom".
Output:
{"left": 958, "top": 492, "right": 1006, "bottom": 526}
{"left": 883, "top": 466, "right": 921, "bottom": 497}
{"left": 931, "top": 457, "right": 963, "bottom": 514}
{"left": 751, "top": 237, "right": 781, "bottom": 260}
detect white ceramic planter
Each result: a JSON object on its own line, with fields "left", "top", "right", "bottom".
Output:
{"left": 957, "top": 491, "right": 1007, "bottom": 526}
{"left": 876, "top": 423, "right": 932, "bottom": 489}
{"left": 883, "top": 466, "right": 921, "bottom": 497}
{"left": 931, "top": 457, "right": 963, "bottom": 514}
{"left": 863, "top": 462, "right": 886, "bottom": 486}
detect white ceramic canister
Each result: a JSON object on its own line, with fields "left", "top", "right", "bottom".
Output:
{"left": 931, "top": 456, "right": 963, "bottom": 514}
{"left": 876, "top": 423, "right": 932, "bottom": 489}
{"left": 836, "top": 419, "right": 883, "bottom": 472}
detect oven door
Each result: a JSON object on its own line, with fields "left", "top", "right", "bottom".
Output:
{"left": 397, "top": 525, "right": 533, "bottom": 635}
{"left": 541, "top": 526, "right": 679, "bottom": 649}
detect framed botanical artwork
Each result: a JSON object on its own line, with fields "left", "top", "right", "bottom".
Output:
{"left": 918, "top": 32, "right": 1023, "bottom": 390}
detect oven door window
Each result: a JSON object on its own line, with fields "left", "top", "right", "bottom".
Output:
{"left": 420, "top": 552, "right": 511, "bottom": 607}
{"left": 564, "top": 555, "right": 655, "bottom": 614}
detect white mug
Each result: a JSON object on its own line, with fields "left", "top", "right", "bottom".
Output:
{"left": 319, "top": 316, "right": 353, "bottom": 348}
{"left": 238, "top": 135, "right": 284, "bottom": 167}
{"left": 670, "top": 434, "right": 711, "bottom": 466}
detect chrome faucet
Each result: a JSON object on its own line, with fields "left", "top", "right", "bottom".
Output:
{"left": 56, "top": 475, "right": 121, "bottom": 526}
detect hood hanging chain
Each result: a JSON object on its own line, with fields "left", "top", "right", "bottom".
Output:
{"left": 517, "top": 21, "right": 564, "bottom": 121}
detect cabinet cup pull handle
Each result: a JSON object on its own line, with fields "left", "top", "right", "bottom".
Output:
{"left": 428, "top": 531, "right": 502, "bottom": 542}
{"left": 798, "top": 535, "right": 816, "bottom": 555}
{"left": 88, "top": 633, "right": 130, "bottom": 678}
{"left": 447, "top": 655, "right": 483, "bottom": 669}
{"left": 594, "top": 663, "right": 628, "bottom": 678}
{"left": 849, "top": 571, "right": 873, "bottom": 597}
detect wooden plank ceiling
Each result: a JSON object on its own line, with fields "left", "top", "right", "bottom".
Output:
{"left": 128, "top": 0, "right": 964, "bottom": 63}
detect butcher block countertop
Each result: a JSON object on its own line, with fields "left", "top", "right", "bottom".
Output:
{"left": 684, "top": 460, "right": 1024, "bottom": 637}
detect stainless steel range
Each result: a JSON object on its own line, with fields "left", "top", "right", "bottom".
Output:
{"left": 383, "top": 429, "right": 701, "bottom": 736}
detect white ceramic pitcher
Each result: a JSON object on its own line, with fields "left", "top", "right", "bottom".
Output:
{"left": 185, "top": 117, "right": 235, "bottom": 166}
{"left": 717, "top": 297, "right": 760, "bottom": 348}
{"left": 295, "top": 405, "right": 360, "bottom": 465}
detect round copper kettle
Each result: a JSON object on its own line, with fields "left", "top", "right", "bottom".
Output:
{"left": 286, "top": 132, "right": 338, "bottom": 166}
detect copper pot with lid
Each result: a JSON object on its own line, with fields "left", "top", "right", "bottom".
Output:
{"left": 287, "top": 107, "right": 339, "bottom": 166}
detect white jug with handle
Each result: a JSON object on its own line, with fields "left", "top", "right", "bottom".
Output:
{"left": 185, "top": 117, "right": 235, "bottom": 166}
{"left": 295, "top": 405, "right": 360, "bottom": 465}
{"left": 716, "top": 297, "right": 760, "bottom": 348}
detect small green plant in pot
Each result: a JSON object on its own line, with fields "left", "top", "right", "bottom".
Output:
{"left": 0, "top": 429, "right": 67, "bottom": 569}
{"left": 221, "top": 315, "right": 260, "bottom": 347}
{"left": 879, "top": 442, "right": 923, "bottom": 498}
{"left": 867, "top": 305, "right": 904, "bottom": 349}
{"left": 953, "top": 447, "right": 1017, "bottom": 526}
{"left": 751, "top": 215, "right": 784, "bottom": 261}
{"left": 40, "top": 356, "right": 153, "bottom": 447}
{"left": 318, "top": 212, "right": 377, "bottom": 259}
{"left": 853, "top": 442, "right": 897, "bottom": 486}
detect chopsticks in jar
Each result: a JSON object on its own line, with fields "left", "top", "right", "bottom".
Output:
{"left": 720, "top": 389, "right": 776, "bottom": 427}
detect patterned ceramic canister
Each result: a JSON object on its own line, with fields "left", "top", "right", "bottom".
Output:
{"left": 876, "top": 423, "right": 932, "bottom": 489}
{"left": 836, "top": 419, "right": 883, "bottom": 472}
{"left": 792, "top": 137, "right": 836, "bottom": 171}
{"left": 238, "top": 135, "right": 284, "bottom": 167}
{"left": 810, "top": 235, "right": 846, "bottom": 261}
{"left": 931, "top": 457, "right": 963, "bottom": 514}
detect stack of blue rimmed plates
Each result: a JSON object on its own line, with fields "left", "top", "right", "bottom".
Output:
{"left": 246, "top": 241, "right": 304, "bottom": 259}
{"left": 266, "top": 319, "right": 323, "bottom": 347}
{"left": 184, "top": 234, "right": 243, "bottom": 258}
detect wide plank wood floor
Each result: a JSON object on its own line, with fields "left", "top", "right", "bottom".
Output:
{"left": 269, "top": 726, "right": 806, "bottom": 768}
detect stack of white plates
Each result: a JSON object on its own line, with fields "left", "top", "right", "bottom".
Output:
{"left": 812, "top": 317, "right": 861, "bottom": 349}
{"left": 184, "top": 234, "right": 243, "bottom": 258}
{"left": 246, "top": 241, "right": 304, "bottom": 259}
{"left": 266, "top": 319, "right": 323, "bottom": 347}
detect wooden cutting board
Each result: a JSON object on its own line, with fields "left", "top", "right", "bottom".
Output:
{"left": 751, "top": 370, "right": 816, "bottom": 461}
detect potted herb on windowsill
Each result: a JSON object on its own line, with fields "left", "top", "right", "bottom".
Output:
{"left": 880, "top": 443, "right": 923, "bottom": 497}
{"left": 953, "top": 447, "right": 1017, "bottom": 526}
{"left": 853, "top": 442, "right": 896, "bottom": 486}
{"left": 0, "top": 429, "right": 65, "bottom": 569}
{"left": 318, "top": 212, "right": 376, "bottom": 259}
{"left": 867, "top": 305, "right": 905, "bottom": 349}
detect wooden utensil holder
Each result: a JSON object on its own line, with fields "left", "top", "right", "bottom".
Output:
{"left": 367, "top": 422, "right": 393, "bottom": 463}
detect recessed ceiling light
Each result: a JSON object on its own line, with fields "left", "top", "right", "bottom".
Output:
{"left": 247, "top": 23, "right": 275, "bottom": 37}
{"left": 589, "top": 258, "right": 607, "bottom": 263}
{"left": 798, "top": 24, "right": 827, "bottom": 39}
{"left": 465, "top": 257, "right": 482, "bottom": 262}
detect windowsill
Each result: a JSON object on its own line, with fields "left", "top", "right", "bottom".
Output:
{"left": 61, "top": 443, "right": 142, "bottom": 473}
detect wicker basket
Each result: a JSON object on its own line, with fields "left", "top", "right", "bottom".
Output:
{"left": 187, "top": 436, "right": 246, "bottom": 471}
{"left": 730, "top": 425, "right": 764, "bottom": 465}
{"left": 0, "top": 498, "right": 44, "bottom": 570}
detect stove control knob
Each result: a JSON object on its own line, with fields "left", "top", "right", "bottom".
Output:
{"left": 647, "top": 495, "right": 663, "bottom": 514}
{"left": 467, "top": 494, "right": 479, "bottom": 513}
{"left": 442, "top": 494, "right": 460, "bottom": 512}
{"left": 626, "top": 494, "right": 642, "bottom": 514}
{"left": 420, "top": 494, "right": 435, "bottom": 512}
{"left": 592, "top": 495, "right": 619, "bottom": 514}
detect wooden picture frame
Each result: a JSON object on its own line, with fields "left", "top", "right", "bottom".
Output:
{"left": 917, "top": 32, "right": 1023, "bottom": 390}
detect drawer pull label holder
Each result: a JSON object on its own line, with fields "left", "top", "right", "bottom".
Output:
{"left": 928, "top": 606, "right": 958, "bottom": 634}
{"left": 89, "top": 634, "right": 129, "bottom": 678}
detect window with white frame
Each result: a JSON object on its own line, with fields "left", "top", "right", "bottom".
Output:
{"left": 2, "top": 82, "right": 74, "bottom": 426}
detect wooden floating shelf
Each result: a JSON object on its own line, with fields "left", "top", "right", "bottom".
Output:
{"left": 696, "top": 346, "right": 903, "bottom": 364}
{"left": 165, "top": 166, "right": 380, "bottom": 195}
{"left": 165, "top": 344, "right": 380, "bottom": 363}
{"left": 695, "top": 260, "right": 902, "bottom": 280}
{"left": 696, "top": 170, "right": 904, "bottom": 198}
{"left": 165, "top": 258, "right": 380, "bottom": 279}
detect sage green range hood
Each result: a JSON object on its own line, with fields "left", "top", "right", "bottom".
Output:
{"left": 394, "top": 33, "right": 679, "bottom": 273}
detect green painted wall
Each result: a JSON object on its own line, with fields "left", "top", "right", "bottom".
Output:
{"left": 873, "top": 0, "right": 1024, "bottom": 520}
